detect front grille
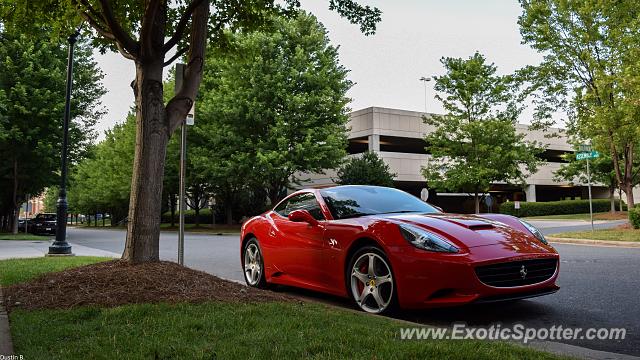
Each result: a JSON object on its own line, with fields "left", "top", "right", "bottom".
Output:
{"left": 475, "top": 258, "right": 557, "bottom": 287}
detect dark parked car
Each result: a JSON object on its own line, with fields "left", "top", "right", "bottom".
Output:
{"left": 31, "top": 213, "right": 57, "bottom": 235}
{"left": 17, "top": 218, "right": 28, "bottom": 232}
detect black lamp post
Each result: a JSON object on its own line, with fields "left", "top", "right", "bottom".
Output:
{"left": 48, "top": 29, "right": 80, "bottom": 255}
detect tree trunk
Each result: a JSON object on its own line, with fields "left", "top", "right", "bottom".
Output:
{"left": 474, "top": 191, "right": 480, "bottom": 214}
{"left": 619, "top": 188, "right": 623, "bottom": 212}
{"left": 120, "top": 0, "right": 208, "bottom": 263}
{"left": 226, "top": 205, "right": 233, "bottom": 226}
{"left": 624, "top": 183, "right": 634, "bottom": 210}
{"left": 268, "top": 189, "right": 280, "bottom": 208}
{"left": 170, "top": 193, "right": 176, "bottom": 227}
{"left": 195, "top": 207, "right": 200, "bottom": 227}
{"left": 11, "top": 158, "right": 19, "bottom": 234}
{"left": 122, "top": 61, "right": 168, "bottom": 263}
{"left": 609, "top": 186, "right": 615, "bottom": 213}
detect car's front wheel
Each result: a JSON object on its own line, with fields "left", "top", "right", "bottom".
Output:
{"left": 347, "top": 246, "right": 396, "bottom": 314}
{"left": 242, "top": 238, "right": 267, "bottom": 288}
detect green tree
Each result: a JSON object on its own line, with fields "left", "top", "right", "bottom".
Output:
{"left": 0, "top": 30, "right": 105, "bottom": 233}
{"left": 70, "top": 116, "right": 136, "bottom": 225}
{"left": 422, "top": 52, "right": 543, "bottom": 214}
{"left": 194, "top": 12, "right": 352, "bottom": 213}
{"left": 1, "top": 0, "right": 380, "bottom": 262}
{"left": 336, "top": 152, "right": 395, "bottom": 187}
{"left": 518, "top": 0, "right": 640, "bottom": 208}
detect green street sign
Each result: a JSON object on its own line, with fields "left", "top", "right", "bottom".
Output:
{"left": 576, "top": 150, "right": 600, "bottom": 160}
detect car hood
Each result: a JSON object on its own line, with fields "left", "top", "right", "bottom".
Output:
{"left": 380, "top": 213, "right": 547, "bottom": 251}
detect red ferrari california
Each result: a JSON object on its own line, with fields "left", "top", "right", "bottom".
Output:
{"left": 240, "top": 185, "right": 559, "bottom": 314}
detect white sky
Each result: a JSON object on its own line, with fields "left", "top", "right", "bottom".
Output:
{"left": 93, "top": 0, "right": 546, "bottom": 138}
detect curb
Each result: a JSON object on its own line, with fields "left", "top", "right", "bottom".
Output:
{"left": 0, "top": 288, "right": 14, "bottom": 356}
{"left": 547, "top": 237, "right": 640, "bottom": 248}
{"left": 528, "top": 340, "right": 640, "bottom": 360}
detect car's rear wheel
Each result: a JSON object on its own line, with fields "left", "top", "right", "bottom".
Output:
{"left": 242, "top": 238, "right": 267, "bottom": 288}
{"left": 348, "top": 246, "right": 396, "bottom": 314}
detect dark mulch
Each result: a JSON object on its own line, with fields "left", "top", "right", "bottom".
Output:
{"left": 3, "top": 260, "right": 294, "bottom": 311}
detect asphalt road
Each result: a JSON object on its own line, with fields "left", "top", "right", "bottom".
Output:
{"left": 66, "top": 222, "right": 639, "bottom": 356}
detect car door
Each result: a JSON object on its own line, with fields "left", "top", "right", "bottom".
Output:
{"left": 270, "top": 192, "right": 327, "bottom": 287}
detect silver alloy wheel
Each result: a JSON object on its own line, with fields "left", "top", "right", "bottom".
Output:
{"left": 350, "top": 252, "right": 394, "bottom": 313}
{"left": 244, "top": 243, "right": 262, "bottom": 286}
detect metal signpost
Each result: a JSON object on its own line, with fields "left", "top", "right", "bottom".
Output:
{"left": 175, "top": 63, "right": 195, "bottom": 265}
{"left": 576, "top": 146, "right": 599, "bottom": 232}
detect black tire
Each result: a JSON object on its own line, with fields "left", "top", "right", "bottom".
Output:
{"left": 242, "top": 237, "right": 268, "bottom": 289}
{"left": 346, "top": 245, "right": 397, "bottom": 314}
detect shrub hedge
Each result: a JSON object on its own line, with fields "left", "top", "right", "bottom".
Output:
{"left": 630, "top": 206, "right": 640, "bottom": 229}
{"left": 499, "top": 199, "right": 626, "bottom": 217}
{"left": 162, "top": 209, "right": 214, "bottom": 224}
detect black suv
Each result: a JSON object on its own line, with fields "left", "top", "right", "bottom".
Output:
{"left": 31, "top": 213, "right": 57, "bottom": 235}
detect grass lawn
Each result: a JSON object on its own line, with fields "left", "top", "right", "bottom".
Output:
{"left": 1, "top": 257, "right": 564, "bottom": 360}
{"left": 9, "top": 302, "right": 565, "bottom": 360}
{"left": 0, "top": 232, "right": 52, "bottom": 241}
{"left": 524, "top": 211, "right": 628, "bottom": 221}
{"left": 0, "top": 256, "right": 111, "bottom": 286}
{"left": 550, "top": 228, "right": 640, "bottom": 242}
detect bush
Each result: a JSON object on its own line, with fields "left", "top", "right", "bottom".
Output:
{"left": 499, "top": 199, "right": 626, "bottom": 217}
{"left": 162, "top": 208, "right": 214, "bottom": 225}
{"left": 630, "top": 206, "right": 640, "bottom": 229}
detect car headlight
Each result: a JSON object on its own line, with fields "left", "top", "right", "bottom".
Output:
{"left": 518, "top": 219, "right": 548, "bottom": 245}
{"left": 398, "top": 224, "right": 458, "bottom": 253}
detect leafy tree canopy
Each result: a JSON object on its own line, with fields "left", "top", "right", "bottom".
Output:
{"left": 422, "top": 52, "right": 543, "bottom": 213}
{"left": 336, "top": 151, "right": 396, "bottom": 187}
{"left": 518, "top": 0, "right": 640, "bottom": 207}
{"left": 193, "top": 12, "right": 352, "bottom": 206}
{"left": 0, "top": 29, "right": 105, "bottom": 231}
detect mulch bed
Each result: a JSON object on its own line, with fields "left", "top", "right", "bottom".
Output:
{"left": 3, "top": 260, "right": 294, "bottom": 312}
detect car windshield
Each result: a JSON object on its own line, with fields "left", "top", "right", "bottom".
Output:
{"left": 36, "top": 214, "right": 56, "bottom": 221}
{"left": 320, "top": 186, "right": 439, "bottom": 220}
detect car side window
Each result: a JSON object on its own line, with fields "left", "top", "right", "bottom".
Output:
{"left": 275, "top": 193, "right": 325, "bottom": 220}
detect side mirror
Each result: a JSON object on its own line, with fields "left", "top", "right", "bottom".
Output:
{"left": 288, "top": 209, "right": 319, "bottom": 226}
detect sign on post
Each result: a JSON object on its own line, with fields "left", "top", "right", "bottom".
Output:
{"left": 576, "top": 146, "right": 597, "bottom": 232}
{"left": 576, "top": 150, "right": 599, "bottom": 161}
{"left": 420, "top": 188, "right": 429, "bottom": 202}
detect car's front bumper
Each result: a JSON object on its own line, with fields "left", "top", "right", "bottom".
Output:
{"left": 386, "top": 243, "right": 560, "bottom": 309}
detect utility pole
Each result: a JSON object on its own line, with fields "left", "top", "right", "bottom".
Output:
{"left": 48, "top": 28, "right": 81, "bottom": 256}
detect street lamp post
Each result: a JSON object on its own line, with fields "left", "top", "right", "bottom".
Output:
{"left": 419, "top": 76, "right": 431, "bottom": 113}
{"left": 48, "top": 29, "right": 80, "bottom": 256}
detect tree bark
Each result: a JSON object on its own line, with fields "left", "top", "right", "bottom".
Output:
{"left": 619, "top": 188, "right": 623, "bottom": 212}
{"left": 170, "top": 193, "right": 176, "bottom": 227}
{"left": 225, "top": 205, "right": 233, "bottom": 226}
{"left": 106, "top": 0, "right": 208, "bottom": 263}
{"left": 609, "top": 186, "right": 615, "bottom": 213}
{"left": 122, "top": 61, "right": 168, "bottom": 263}
{"left": 624, "top": 183, "right": 634, "bottom": 211}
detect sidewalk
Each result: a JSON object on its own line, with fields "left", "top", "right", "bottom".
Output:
{"left": 0, "top": 240, "right": 120, "bottom": 260}
{"left": 0, "top": 288, "right": 12, "bottom": 356}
